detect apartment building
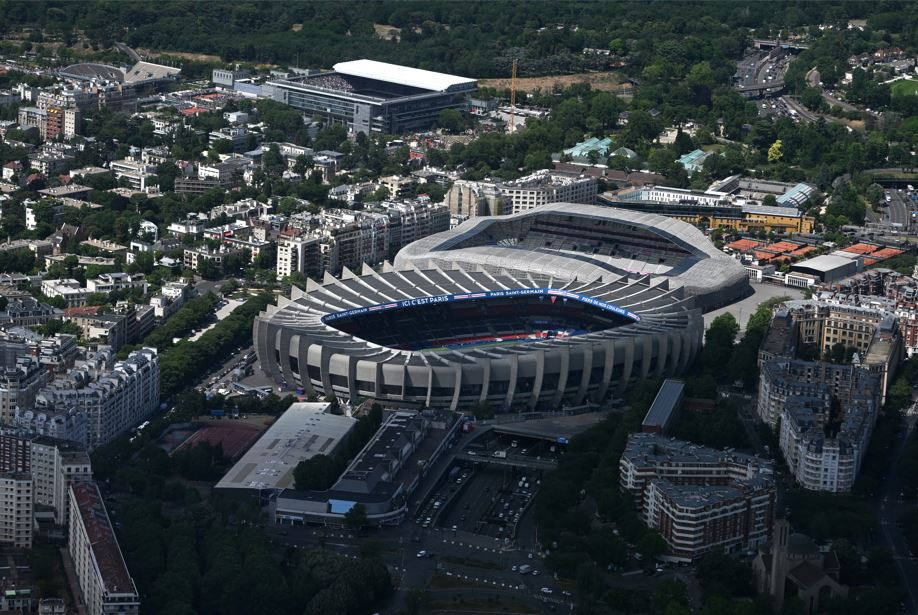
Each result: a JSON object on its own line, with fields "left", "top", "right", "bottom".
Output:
{"left": 85, "top": 273, "right": 148, "bottom": 295}
{"left": 276, "top": 234, "right": 322, "bottom": 279}
{"left": 31, "top": 437, "right": 92, "bottom": 526}
{"left": 499, "top": 170, "right": 597, "bottom": 214}
{"left": 41, "top": 279, "right": 88, "bottom": 307}
{"left": 0, "top": 434, "right": 31, "bottom": 474}
{"left": 281, "top": 200, "right": 449, "bottom": 277}
{"left": 759, "top": 359, "right": 881, "bottom": 493}
{"left": 35, "top": 348, "right": 159, "bottom": 449}
{"left": 759, "top": 299, "right": 903, "bottom": 403}
{"left": 68, "top": 482, "right": 140, "bottom": 615}
{"left": 643, "top": 477, "right": 774, "bottom": 561}
{"left": 0, "top": 473, "right": 32, "bottom": 549}
{"left": 183, "top": 245, "right": 245, "bottom": 273}
{"left": 109, "top": 157, "right": 158, "bottom": 192}
{"left": 15, "top": 406, "right": 88, "bottom": 447}
{"left": 444, "top": 171, "right": 596, "bottom": 218}
{"left": 377, "top": 199, "right": 450, "bottom": 260}
{"left": 620, "top": 433, "right": 775, "bottom": 561}
{"left": 317, "top": 209, "right": 391, "bottom": 275}
{"left": 0, "top": 357, "right": 49, "bottom": 424}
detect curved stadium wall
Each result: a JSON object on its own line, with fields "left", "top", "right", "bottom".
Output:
{"left": 254, "top": 203, "right": 748, "bottom": 410}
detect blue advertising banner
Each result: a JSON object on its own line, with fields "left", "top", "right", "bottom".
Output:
{"left": 321, "top": 288, "right": 641, "bottom": 323}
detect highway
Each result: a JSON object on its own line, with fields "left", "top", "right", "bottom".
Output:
{"left": 780, "top": 95, "right": 818, "bottom": 122}
{"left": 885, "top": 189, "right": 913, "bottom": 229}
{"left": 455, "top": 451, "right": 558, "bottom": 471}
{"left": 806, "top": 67, "right": 858, "bottom": 112}
{"left": 876, "top": 405, "right": 918, "bottom": 615}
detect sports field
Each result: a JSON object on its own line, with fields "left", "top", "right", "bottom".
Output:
{"left": 891, "top": 78, "right": 918, "bottom": 98}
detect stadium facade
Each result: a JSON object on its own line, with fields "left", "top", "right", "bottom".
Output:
{"left": 254, "top": 204, "right": 749, "bottom": 410}
{"left": 263, "top": 59, "right": 476, "bottom": 134}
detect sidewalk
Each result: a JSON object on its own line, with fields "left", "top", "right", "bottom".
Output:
{"left": 59, "top": 548, "right": 87, "bottom": 615}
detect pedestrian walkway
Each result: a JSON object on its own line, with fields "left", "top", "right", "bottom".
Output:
{"left": 59, "top": 548, "right": 87, "bottom": 615}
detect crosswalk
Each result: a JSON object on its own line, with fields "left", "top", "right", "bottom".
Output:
{"left": 439, "top": 538, "right": 503, "bottom": 553}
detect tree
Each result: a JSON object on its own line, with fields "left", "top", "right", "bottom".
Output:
{"left": 768, "top": 139, "right": 783, "bottom": 163}
{"left": 369, "top": 186, "right": 390, "bottom": 202}
{"left": 437, "top": 108, "right": 464, "bottom": 134}
{"left": 344, "top": 503, "right": 368, "bottom": 530}
{"left": 468, "top": 400, "right": 493, "bottom": 420}
{"left": 197, "top": 259, "right": 219, "bottom": 280}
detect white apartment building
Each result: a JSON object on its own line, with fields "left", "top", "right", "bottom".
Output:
{"left": 183, "top": 246, "right": 245, "bottom": 273}
{"left": 500, "top": 170, "right": 597, "bottom": 214}
{"left": 380, "top": 200, "right": 450, "bottom": 258}
{"left": 86, "top": 273, "right": 148, "bottom": 295}
{"left": 166, "top": 218, "right": 206, "bottom": 238}
{"left": 445, "top": 172, "right": 596, "bottom": 217}
{"left": 15, "top": 406, "right": 87, "bottom": 447}
{"left": 759, "top": 359, "right": 881, "bottom": 493}
{"left": 109, "top": 157, "right": 158, "bottom": 192}
{"left": 0, "top": 473, "right": 32, "bottom": 549}
{"left": 69, "top": 482, "right": 140, "bottom": 615}
{"left": 615, "top": 185, "right": 730, "bottom": 207}
{"left": 36, "top": 348, "right": 159, "bottom": 449}
{"left": 276, "top": 235, "right": 322, "bottom": 279}
{"left": 31, "top": 437, "right": 92, "bottom": 526}
{"left": 0, "top": 358, "right": 48, "bottom": 424}
{"left": 40, "top": 279, "right": 88, "bottom": 307}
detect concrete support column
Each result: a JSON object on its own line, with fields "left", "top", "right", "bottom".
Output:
{"left": 574, "top": 346, "right": 592, "bottom": 405}
{"left": 504, "top": 355, "right": 519, "bottom": 409}
{"left": 551, "top": 346, "right": 570, "bottom": 407}
{"left": 529, "top": 350, "right": 545, "bottom": 410}
{"left": 596, "top": 342, "right": 616, "bottom": 401}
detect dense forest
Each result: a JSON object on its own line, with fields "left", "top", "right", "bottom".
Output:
{"left": 0, "top": 1, "right": 915, "bottom": 78}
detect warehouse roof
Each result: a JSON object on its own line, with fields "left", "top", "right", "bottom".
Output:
{"left": 791, "top": 254, "right": 858, "bottom": 274}
{"left": 333, "top": 59, "right": 476, "bottom": 92}
{"left": 215, "top": 402, "right": 356, "bottom": 492}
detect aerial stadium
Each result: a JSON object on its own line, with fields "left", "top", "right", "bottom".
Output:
{"left": 253, "top": 204, "right": 750, "bottom": 411}
{"left": 262, "top": 59, "right": 476, "bottom": 134}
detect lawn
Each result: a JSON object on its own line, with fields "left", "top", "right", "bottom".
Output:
{"left": 891, "top": 78, "right": 918, "bottom": 98}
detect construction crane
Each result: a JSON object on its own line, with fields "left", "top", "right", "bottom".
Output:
{"left": 509, "top": 58, "right": 518, "bottom": 134}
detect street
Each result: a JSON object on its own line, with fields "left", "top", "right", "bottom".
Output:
{"left": 884, "top": 188, "right": 914, "bottom": 231}
{"left": 876, "top": 405, "right": 918, "bottom": 614}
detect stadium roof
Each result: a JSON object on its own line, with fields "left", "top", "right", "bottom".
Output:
{"left": 216, "top": 402, "right": 356, "bottom": 492}
{"left": 122, "top": 61, "right": 181, "bottom": 83}
{"left": 333, "top": 59, "right": 476, "bottom": 92}
{"left": 395, "top": 203, "right": 748, "bottom": 308}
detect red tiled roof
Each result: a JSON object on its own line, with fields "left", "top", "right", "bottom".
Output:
{"left": 71, "top": 483, "right": 135, "bottom": 595}
{"left": 754, "top": 251, "right": 777, "bottom": 262}
{"left": 63, "top": 306, "right": 102, "bottom": 317}
{"left": 863, "top": 257, "right": 879, "bottom": 266}
{"left": 179, "top": 107, "right": 208, "bottom": 116}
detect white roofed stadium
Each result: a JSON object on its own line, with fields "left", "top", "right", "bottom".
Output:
{"left": 254, "top": 204, "right": 750, "bottom": 411}
{"left": 262, "top": 59, "right": 476, "bottom": 135}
